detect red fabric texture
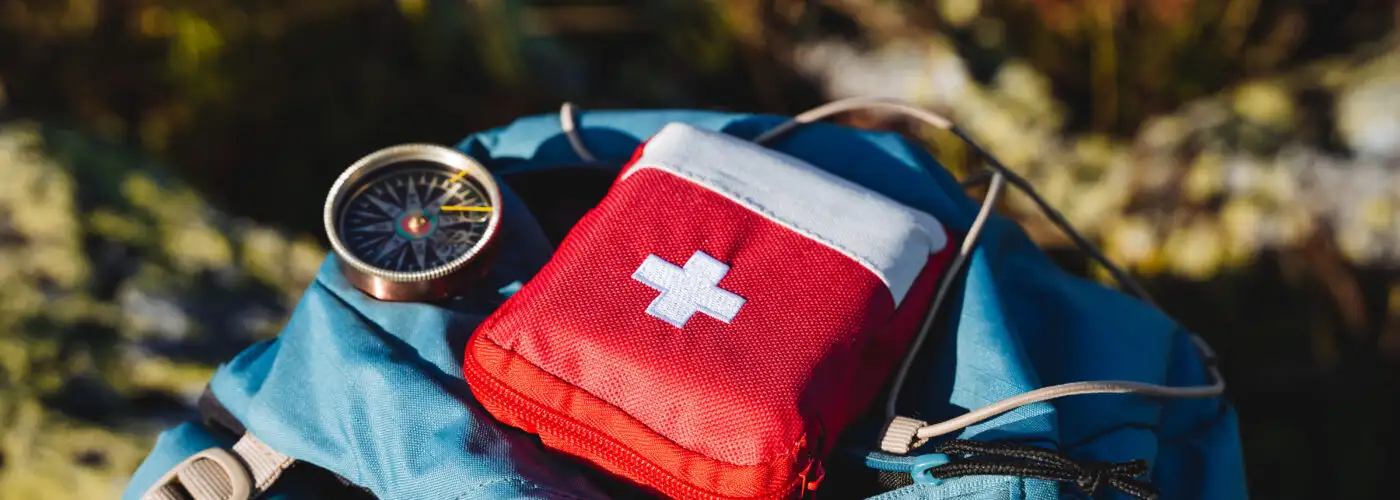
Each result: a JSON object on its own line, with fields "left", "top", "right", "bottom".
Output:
{"left": 464, "top": 143, "right": 952, "bottom": 499}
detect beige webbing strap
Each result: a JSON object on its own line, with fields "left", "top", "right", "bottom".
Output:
{"left": 880, "top": 416, "right": 930, "bottom": 455}
{"left": 231, "top": 433, "right": 294, "bottom": 493}
{"left": 142, "top": 433, "right": 295, "bottom": 500}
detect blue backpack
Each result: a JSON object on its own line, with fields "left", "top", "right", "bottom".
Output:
{"left": 123, "top": 102, "right": 1247, "bottom": 500}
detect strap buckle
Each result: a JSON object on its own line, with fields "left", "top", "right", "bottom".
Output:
{"left": 142, "top": 447, "right": 253, "bottom": 500}
{"left": 141, "top": 433, "right": 294, "bottom": 500}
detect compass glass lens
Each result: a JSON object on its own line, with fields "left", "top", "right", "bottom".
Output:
{"left": 337, "top": 161, "right": 494, "bottom": 273}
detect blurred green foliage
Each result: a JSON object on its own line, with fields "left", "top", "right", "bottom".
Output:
{"left": 979, "top": 0, "right": 1397, "bottom": 134}
{"left": 1, "top": 0, "right": 1398, "bottom": 498}
{"left": 0, "top": 119, "right": 324, "bottom": 498}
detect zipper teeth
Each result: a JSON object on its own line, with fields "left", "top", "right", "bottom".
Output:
{"left": 464, "top": 349, "right": 807, "bottom": 500}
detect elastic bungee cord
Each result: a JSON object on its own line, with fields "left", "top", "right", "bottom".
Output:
{"left": 560, "top": 102, "right": 598, "bottom": 163}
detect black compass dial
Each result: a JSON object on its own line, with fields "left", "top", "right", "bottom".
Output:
{"left": 336, "top": 162, "right": 494, "bottom": 273}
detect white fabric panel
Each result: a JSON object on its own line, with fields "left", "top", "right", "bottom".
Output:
{"left": 624, "top": 123, "right": 948, "bottom": 305}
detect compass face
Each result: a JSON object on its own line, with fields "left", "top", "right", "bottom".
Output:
{"left": 336, "top": 161, "right": 495, "bottom": 274}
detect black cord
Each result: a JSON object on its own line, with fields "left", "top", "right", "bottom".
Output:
{"left": 883, "top": 242, "right": 973, "bottom": 419}
{"left": 947, "top": 126, "right": 1158, "bottom": 308}
{"left": 927, "top": 440, "right": 1159, "bottom": 500}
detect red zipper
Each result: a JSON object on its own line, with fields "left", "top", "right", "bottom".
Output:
{"left": 464, "top": 352, "right": 815, "bottom": 500}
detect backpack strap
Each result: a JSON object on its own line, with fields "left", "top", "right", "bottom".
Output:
{"left": 141, "top": 386, "right": 377, "bottom": 500}
{"left": 139, "top": 431, "right": 292, "bottom": 500}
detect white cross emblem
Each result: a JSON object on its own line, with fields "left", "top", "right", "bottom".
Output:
{"left": 632, "top": 250, "right": 746, "bottom": 328}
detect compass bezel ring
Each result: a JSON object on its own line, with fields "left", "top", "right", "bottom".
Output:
{"left": 322, "top": 143, "right": 503, "bottom": 301}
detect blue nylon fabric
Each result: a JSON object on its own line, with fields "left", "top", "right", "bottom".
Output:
{"left": 123, "top": 109, "right": 1246, "bottom": 499}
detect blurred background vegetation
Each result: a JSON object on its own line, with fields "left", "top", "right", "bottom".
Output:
{"left": 1, "top": 0, "right": 1398, "bottom": 498}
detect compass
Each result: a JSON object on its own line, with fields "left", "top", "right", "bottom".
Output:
{"left": 323, "top": 144, "right": 503, "bottom": 302}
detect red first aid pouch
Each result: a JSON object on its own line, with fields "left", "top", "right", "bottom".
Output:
{"left": 463, "top": 123, "right": 954, "bottom": 499}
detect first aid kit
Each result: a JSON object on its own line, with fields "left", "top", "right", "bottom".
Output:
{"left": 463, "top": 123, "right": 954, "bottom": 499}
